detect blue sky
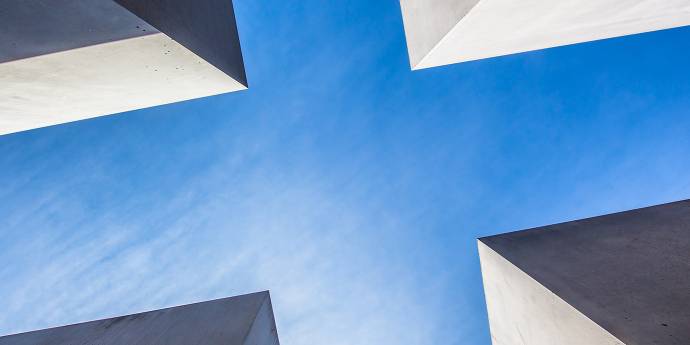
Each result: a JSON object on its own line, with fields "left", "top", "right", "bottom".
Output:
{"left": 2, "top": 1, "right": 690, "bottom": 344}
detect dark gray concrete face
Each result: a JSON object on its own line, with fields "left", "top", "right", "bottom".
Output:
{"left": 480, "top": 200, "right": 690, "bottom": 345}
{"left": 116, "top": 0, "right": 248, "bottom": 86}
{"left": 0, "top": 291, "right": 280, "bottom": 345}
{"left": 0, "top": 0, "right": 158, "bottom": 63}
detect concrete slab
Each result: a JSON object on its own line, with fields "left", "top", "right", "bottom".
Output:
{"left": 399, "top": 0, "right": 690, "bottom": 69}
{"left": 0, "top": 291, "right": 280, "bottom": 345}
{"left": 0, "top": 0, "right": 157, "bottom": 63}
{"left": 0, "top": 0, "right": 246, "bottom": 136}
{"left": 398, "top": 0, "right": 480, "bottom": 68}
{"left": 116, "top": 0, "right": 247, "bottom": 86}
{"left": 479, "top": 200, "right": 690, "bottom": 345}
{"left": 479, "top": 241, "right": 624, "bottom": 345}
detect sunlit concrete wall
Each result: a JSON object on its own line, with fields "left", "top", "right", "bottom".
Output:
{"left": 400, "top": 0, "right": 690, "bottom": 69}
{"left": 479, "top": 242, "right": 624, "bottom": 345}
{"left": 0, "top": 0, "right": 247, "bottom": 136}
{"left": 479, "top": 200, "right": 690, "bottom": 345}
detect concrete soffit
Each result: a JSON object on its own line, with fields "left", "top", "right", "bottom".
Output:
{"left": 115, "top": 0, "right": 248, "bottom": 87}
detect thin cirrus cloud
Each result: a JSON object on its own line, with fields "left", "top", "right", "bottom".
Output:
{"left": 1, "top": 1, "right": 690, "bottom": 345}
{"left": 0, "top": 134, "right": 452, "bottom": 344}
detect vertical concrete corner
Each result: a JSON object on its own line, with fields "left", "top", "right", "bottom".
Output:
{"left": 478, "top": 200, "right": 690, "bottom": 345}
{"left": 0, "top": 291, "right": 281, "bottom": 345}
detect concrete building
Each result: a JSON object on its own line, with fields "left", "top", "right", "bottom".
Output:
{"left": 399, "top": 0, "right": 690, "bottom": 69}
{"left": 0, "top": 0, "right": 246, "bottom": 135}
{"left": 478, "top": 200, "right": 690, "bottom": 345}
{"left": 0, "top": 291, "right": 280, "bottom": 345}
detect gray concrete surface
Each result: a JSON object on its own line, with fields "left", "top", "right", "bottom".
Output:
{"left": 399, "top": 0, "right": 690, "bottom": 69}
{"left": 0, "top": 291, "right": 280, "bottom": 345}
{"left": 480, "top": 200, "right": 690, "bottom": 345}
{"left": 0, "top": 0, "right": 247, "bottom": 135}
{"left": 116, "top": 0, "right": 247, "bottom": 87}
{"left": 479, "top": 241, "right": 624, "bottom": 345}
{"left": 0, "top": 0, "right": 157, "bottom": 63}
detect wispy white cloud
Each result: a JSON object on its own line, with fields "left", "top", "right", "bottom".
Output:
{"left": 0, "top": 140, "right": 451, "bottom": 345}
{"left": 2, "top": 3, "right": 690, "bottom": 345}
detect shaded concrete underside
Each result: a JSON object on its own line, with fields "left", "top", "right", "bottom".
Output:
{"left": 116, "top": 0, "right": 247, "bottom": 86}
{"left": 479, "top": 242, "right": 624, "bottom": 345}
{"left": 0, "top": 292, "right": 280, "bottom": 345}
{"left": 0, "top": 0, "right": 158, "bottom": 63}
{"left": 480, "top": 200, "right": 690, "bottom": 345}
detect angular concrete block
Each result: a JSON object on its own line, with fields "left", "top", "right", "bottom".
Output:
{"left": 399, "top": 0, "right": 690, "bottom": 69}
{"left": 0, "top": 291, "right": 280, "bottom": 345}
{"left": 479, "top": 242, "right": 624, "bottom": 345}
{"left": 478, "top": 200, "right": 690, "bottom": 345}
{"left": 0, "top": 0, "right": 247, "bottom": 136}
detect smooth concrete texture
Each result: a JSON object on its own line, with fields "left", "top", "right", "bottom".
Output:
{"left": 0, "top": 0, "right": 247, "bottom": 136}
{"left": 398, "top": 0, "right": 480, "bottom": 68}
{"left": 478, "top": 242, "right": 624, "bottom": 345}
{"left": 0, "top": 34, "right": 245, "bottom": 136}
{"left": 479, "top": 200, "right": 690, "bottom": 345}
{"left": 0, "top": 291, "right": 280, "bottom": 345}
{"left": 400, "top": 0, "right": 690, "bottom": 69}
{"left": 0, "top": 0, "right": 157, "bottom": 63}
{"left": 116, "top": 0, "right": 247, "bottom": 86}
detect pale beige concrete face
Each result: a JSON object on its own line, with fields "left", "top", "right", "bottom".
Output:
{"left": 401, "top": 0, "right": 690, "bottom": 69}
{"left": 478, "top": 241, "right": 624, "bottom": 345}
{"left": 0, "top": 34, "right": 245, "bottom": 135}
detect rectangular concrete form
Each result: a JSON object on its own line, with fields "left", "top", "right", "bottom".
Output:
{"left": 0, "top": 0, "right": 247, "bottom": 135}
{"left": 399, "top": 0, "right": 690, "bottom": 69}
{"left": 478, "top": 200, "right": 690, "bottom": 345}
{"left": 0, "top": 291, "right": 280, "bottom": 345}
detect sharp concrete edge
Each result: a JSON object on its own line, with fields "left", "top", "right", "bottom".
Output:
{"left": 478, "top": 199, "right": 690, "bottom": 345}
{"left": 242, "top": 293, "right": 281, "bottom": 345}
{"left": 115, "top": 0, "right": 248, "bottom": 87}
{"left": 0, "top": 0, "right": 158, "bottom": 63}
{"left": 0, "top": 291, "right": 278, "bottom": 345}
{"left": 478, "top": 241, "right": 626, "bottom": 345}
{"left": 399, "top": 0, "right": 482, "bottom": 69}
{"left": 411, "top": 0, "right": 483, "bottom": 70}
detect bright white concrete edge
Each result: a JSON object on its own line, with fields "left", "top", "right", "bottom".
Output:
{"left": 398, "top": 0, "right": 480, "bottom": 68}
{"left": 415, "top": 0, "right": 690, "bottom": 69}
{"left": 478, "top": 241, "right": 625, "bottom": 345}
{"left": 0, "top": 33, "right": 246, "bottom": 135}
